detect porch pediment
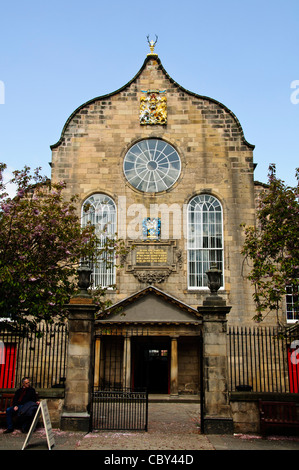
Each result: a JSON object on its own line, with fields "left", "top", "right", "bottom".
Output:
{"left": 96, "top": 286, "right": 201, "bottom": 325}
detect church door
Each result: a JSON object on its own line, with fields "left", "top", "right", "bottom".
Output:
{"left": 132, "top": 338, "right": 170, "bottom": 394}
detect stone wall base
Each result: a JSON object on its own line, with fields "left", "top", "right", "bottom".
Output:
{"left": 229, "top": 393, "right": 299, "bottom": 434}
{"left": 230, "top": 400, "right": 260, "bottom": 434}
{"left": 203, "top": 416, "right": 234, "bottom": 434}
{"left": 60, "top": 412, "right": 90, "bottom": 432}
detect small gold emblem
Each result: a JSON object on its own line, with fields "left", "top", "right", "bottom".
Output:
{"left": 147, "top": 34, "right": 158, "bottom": 55}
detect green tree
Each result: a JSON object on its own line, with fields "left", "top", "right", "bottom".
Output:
{"left": 241, "top": 164, "right": 299, "bottom": 324}
{"left": 0, "top": 164, "right": 127, "bottom": 329}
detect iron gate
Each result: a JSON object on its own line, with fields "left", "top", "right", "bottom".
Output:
{"left": 90, "top": 327, "right": 203, "bottom": 431}
{"left": 91, "top": 387, "right": 148, "bottom": 431}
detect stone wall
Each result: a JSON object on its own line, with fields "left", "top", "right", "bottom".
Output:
{"left": 35, "top": 389, "right": 64, "bottom": 428}
{"left": 230, "top": 393, "right": 299, "bottom": 434}
{"left": 178, "top": 338, "right": 200, "bottom": 394}
{"left": 230, "top": 399, "right": 260, "bottom": 433}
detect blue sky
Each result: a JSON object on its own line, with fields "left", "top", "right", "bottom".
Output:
{"left": 0, "top": 0, "right": 298, "bottom": 188}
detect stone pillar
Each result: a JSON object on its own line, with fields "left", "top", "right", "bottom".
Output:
{"left": 123, "top": 335, "right": 131, "bottom": 389}
{"left": 197, "top": 293, "right": 233, "bottom": 434}
{"left": 61, "top": 264, "right": 97, "bottom": 432}
{"left": 94, "top": 337, "right": 101, "bottom": 387}
{"left": 170, "top": 336, "right": 179, "bottom": 396}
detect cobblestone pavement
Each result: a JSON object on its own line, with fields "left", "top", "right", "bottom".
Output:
{"left": 77, "top": 402, "right": 211, "bottom": 451}
{"left": 1, "top": 402, "right": 299, "bottom": 452}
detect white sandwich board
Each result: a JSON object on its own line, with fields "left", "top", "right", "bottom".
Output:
{"left": 22, "top": 400, "right": 55, "bottom": 450}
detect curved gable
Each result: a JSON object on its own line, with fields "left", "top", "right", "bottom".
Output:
{"left": 50, "top": 55, "right": 254, "bottom": 150}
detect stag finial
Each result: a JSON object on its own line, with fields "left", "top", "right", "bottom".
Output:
{"left": 147, "top": 35, "right": 158, "bottom": 55}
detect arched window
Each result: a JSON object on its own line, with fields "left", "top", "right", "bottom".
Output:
{"left": 187, "top": 194, "right": 224, "bottom": 288}
{"left": 82, "top": 194, "right": 116, "bottom": 288}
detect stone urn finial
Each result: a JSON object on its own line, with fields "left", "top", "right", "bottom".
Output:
{"left": 206, "top": 263, "right": 222, "bottom": 295}
{"left": 77, "top": 261, "right": 92, "bottom": 297}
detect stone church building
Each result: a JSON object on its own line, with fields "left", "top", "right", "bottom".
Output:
{"left": 49, "top": 44, "right": 274, "bottom": 397}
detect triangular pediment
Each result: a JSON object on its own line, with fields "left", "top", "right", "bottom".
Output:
{"left": 96, "top": 286, "right": 201, "bottom": 324}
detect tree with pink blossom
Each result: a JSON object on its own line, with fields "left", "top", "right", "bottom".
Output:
{"left": 0, "top": 164, "right": 127, "bottom": 330}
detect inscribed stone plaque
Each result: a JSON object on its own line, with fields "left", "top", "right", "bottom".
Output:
{"left": 126, "top": 241, "right": 180, "bottom": 284}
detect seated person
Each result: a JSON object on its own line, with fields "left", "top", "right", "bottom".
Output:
{"left": 4, "top": 377, "right": 39, "bottom": 433}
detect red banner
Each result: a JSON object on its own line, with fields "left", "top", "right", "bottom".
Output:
{"left": 0, "top": 343, "right": 16, "bottom": 388}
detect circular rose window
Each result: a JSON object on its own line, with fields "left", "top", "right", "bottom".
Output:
{"left": 123, "top": 139, "right": 181, "bottom": 193}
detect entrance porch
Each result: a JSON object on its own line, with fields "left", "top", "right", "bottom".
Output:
{"left": 94, "top": 286, "right": 202, "bottom": 397}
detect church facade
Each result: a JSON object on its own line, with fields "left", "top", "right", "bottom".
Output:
{"left": 50, "top": 46, "right": 276, "bottom": 395}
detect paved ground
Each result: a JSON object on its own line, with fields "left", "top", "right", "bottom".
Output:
{"left": 1, "top": 402, "right": 299, "bottom": 453}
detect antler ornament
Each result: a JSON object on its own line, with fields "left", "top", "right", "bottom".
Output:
{"left": 147, "top": 35, "right": 158, "bottom": 54}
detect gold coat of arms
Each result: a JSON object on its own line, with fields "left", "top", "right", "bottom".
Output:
{"left": 140, "top": 90, "right": 167, "bottom": 125}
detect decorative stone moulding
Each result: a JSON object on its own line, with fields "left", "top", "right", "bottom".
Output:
{"left": 132, "top": 269, "right": 172, "bottom": 284}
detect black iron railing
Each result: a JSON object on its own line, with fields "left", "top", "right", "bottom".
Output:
{"left": 0, "top": 322, "right": 68, "bottom": 389}
{"left": 227, "top": 325, "right": 299, "bottom": 393}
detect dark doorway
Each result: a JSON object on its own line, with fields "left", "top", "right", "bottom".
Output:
{"left": 132, "top": 338, "right": 170, "bottom": 393}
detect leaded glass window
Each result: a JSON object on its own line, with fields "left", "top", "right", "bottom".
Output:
{"left": 81, "top": 194, "right": 116, "bottom": 288}
{"left": 123, "top": 139, "right": 181, "bottom": 193}
{"left": 187, "top": 194, "right": 224, "bottom": 288}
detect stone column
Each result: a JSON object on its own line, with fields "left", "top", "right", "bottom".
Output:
{"left": 123, "top": 335, "right": 131, "bottom": 389}
{"left": 170, "top": 336, "right": 179, "bottom": 396}
{"left": 94, "top": 337, "right": 101, "bottom": 387}
{"left": 60, "top": 264, "right": 97, "bottom": 432}
{"left": 197, "top": 292, "right": 233, "bottom": 434}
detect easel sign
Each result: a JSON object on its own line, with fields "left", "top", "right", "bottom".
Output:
{"left": 22, "top": 400, "right": 55, "bottom": 450}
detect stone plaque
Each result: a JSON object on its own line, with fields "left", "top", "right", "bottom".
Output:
{"left": 126, "top": 241, "right": 181, "bottom": 284}
{"left": 136, "top": 247, "right": 168, "bottom": 265}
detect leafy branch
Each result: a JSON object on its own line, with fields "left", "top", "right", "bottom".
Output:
{"left": 241, "top": 164, "right": 299, "bottom": 324}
